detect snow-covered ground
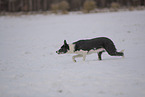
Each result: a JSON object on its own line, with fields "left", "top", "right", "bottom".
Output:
{"left": 0, "top": 10, "right": 145, "bottom": 97}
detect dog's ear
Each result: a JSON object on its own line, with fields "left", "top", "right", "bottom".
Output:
{"left": 64, "top": 40, "right": 67, "bottom": 45}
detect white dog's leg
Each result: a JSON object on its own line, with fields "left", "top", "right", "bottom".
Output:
{"left": 82, "top": 52, "right": 87, "bottom": 61}
{"left": 72, "top": 54, "right": 83, "bottom": 62}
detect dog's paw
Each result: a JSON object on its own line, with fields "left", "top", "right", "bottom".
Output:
{"left": 73, "top": 60, "right": 77, "bottom": 62}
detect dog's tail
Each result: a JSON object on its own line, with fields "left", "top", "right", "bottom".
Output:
{"left": 102, "top": 38, "right": 124, "bottom": 57}
{"left": 104, "top": 43, "right": 124, "bottom": 57}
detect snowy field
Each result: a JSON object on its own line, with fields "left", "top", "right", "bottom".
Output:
{"left": 0, "top": 10, "right": 145, "bottom": 97}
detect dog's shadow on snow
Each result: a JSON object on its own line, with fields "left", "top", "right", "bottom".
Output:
{"left": 88, "top": 57, "right": 124, "bottom": 62}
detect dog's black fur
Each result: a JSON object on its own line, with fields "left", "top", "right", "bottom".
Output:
{"left": 56, "top": 37, "right": 124, "bottom": 62}
{"left": 73, "top": 37, "right": 123, "bottom": 56}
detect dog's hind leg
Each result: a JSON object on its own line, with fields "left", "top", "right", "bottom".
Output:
{"left": 72, "top": 54, "right": 83, "bottom": 62}
{"left": 98, "top": 51, "right": 105, "bottom": 60}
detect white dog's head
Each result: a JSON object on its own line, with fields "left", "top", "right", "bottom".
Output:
{"left": 56, "top": 40, "right": 69, "bottom": 54}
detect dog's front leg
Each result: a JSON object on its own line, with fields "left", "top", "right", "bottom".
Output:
{"left": 72, "top": 54, "right": 83, "bottom": 62}
{"left": 82, "top": 52, "right": 87, "bottom": 61}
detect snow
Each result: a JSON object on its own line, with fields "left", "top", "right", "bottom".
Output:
{"left": 0, "top": 10, "right": 145, "bottom": 97}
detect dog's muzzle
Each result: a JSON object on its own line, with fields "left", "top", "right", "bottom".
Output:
{"left": 56, "top": 51, "right": 59, "bottom": 54}
{"left": 56, "top": 50, "right": 64, "bottom": 54}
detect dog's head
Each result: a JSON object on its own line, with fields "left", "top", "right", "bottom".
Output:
{"left": 56, "top": 40, "right": 69, "bottom": 54}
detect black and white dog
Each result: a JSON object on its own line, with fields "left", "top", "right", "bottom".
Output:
{"left": 56, "top": 37, "right": 124, "bottom": 62}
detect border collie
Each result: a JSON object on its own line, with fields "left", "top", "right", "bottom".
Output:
{"left": 56, "top": 37, "right": 124, "bottom": 62}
